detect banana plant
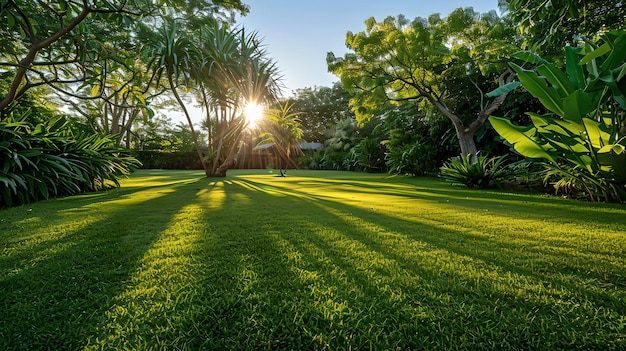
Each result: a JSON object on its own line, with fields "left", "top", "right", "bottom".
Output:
{"left": 488, "top": 30, "right": 626, "bottom": 202}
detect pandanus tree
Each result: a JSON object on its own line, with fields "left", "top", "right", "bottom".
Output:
{"left": 257, "top": 102, "right": 304, "bottom": 176}
{"left": 142, "top": 18, "right": 211, "bottom": 175}
{"left": 194, "top": 23, "right": 282, "bottom": 176}
{"left": 327, "top": 8, "right": 519, "bottom": 156}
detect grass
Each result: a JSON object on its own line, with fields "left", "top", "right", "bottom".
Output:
{"left": 1, "top": 169, "right": 625, "bottom": 350}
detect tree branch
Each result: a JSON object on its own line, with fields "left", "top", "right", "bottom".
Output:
{"left": 466, "top": 67, "right": 515, "bottom": 134}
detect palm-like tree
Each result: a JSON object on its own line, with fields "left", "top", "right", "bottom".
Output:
{"left": 142, "top": 17, "right": 281, "bottom": 177}
{"left": 143, "top": 18, "right": 210, "bottom": 176}
{"left": 193, "top": 23, "right": 282, "bottom": 176}
{"left": 257, "top": 102, "right": 304, "bottom": 176}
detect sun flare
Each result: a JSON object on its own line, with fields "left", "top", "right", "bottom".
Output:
{"left": 244, "top": 102, "right": 264, "bottom": 127}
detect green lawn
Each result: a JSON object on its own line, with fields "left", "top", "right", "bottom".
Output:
{"left": 1, "top": 169, "right": 625, "bottom": 350}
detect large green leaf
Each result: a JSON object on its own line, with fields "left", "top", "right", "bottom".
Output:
{"left": 583, "top": 118, "right": 612, "bottom": 149}
{"left": 565, "top": 46, "right": 585, "bottom": 89}
{"left": 530, "top": 114, "right": 588, "bottom": 154}
{"left": 511, "top": 51, "right": 551, "bottom": 65}
{"left": 485, "top": 81, "right": 521, "bottom": 98}
{"left": 489, "top": 116, "right": 557, "bottom": 162}
{"left": 579, "top": 42, "right": 611, "bottom": 66}
{"left": 510, "top": 63, "right": 564, "bottom": 116}
{"left": 596, "top": 152, "right": 626, "bottom": 182}
{"left": 536, "top": 63, "right": 574, "bottom": 97}
{"left": 597, "top": 31, "right": 626, "bottom": 73}
{"left": 562, "top": 90, "right": 596, "bottom": 123}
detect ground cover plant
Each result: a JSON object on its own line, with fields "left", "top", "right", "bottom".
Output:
{"left": 1, "top": 170, "right": 625, "bottom": 350}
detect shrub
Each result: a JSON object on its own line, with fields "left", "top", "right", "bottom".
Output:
{"left": 1, "top": 111, "right": 140, "bottom": 208}
{"left": 543, "top": 163, "right": 626, "bottom": 202}
{"left": 386, "top": 140, "right": 437, "bottom": 176}
{"left": 353, "top": 137, "right": 386, "bottom": 172}
{"left": 489, "top": 30, "right": 626, "bottom": 202}
{"left": 439, "top": 154, "right": 509, "bottom": 188}
{"left": 132, "top": 150, "right": 204, "bottom": 169}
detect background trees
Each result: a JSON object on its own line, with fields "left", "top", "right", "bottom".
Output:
{"left": 286, "top": 83, "right": 353, "bottom": 143}
{"left": 327, "top": 8, "right": 519, "bottom": 156}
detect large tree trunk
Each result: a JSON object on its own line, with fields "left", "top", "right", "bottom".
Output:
{"left": 426, "top": 69, "right": 514, "bottom": 158}
{"left": 457, "top": 130, "right": 478, "bottom": 156}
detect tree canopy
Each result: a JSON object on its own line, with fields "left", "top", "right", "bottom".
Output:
{"left": 502, "top": 0, "right": 626, "bottom": 55}
{"left": 328, "top": 8, "right": 519, "bottom": 155}
{"left": 0, "top": 0, "right": 248, "bottom": 114}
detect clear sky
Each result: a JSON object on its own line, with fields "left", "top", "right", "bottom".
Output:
{"left": 235, "top": 0, "right": 502, "bottom": 96}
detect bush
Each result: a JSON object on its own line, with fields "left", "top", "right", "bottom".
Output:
{"left": 439, "top": 154, "right": 509, "bottom": 188}
{"left": 387, "top": 140, "right": 437, "bottom": 176}
{"left": 543, "top": 163, "right": 626, "bottom": 202}
{"left": 1, "top": 111, "right": 140, "bottom": 208}
{"left": 353, "top": 137, "right": 386, "bottom": 172}
{"left": 489, "top": 30, "right": 626, "bottom": 202}
{"left": 132, "top": 150, "right": 204, "bottom": 170}
{"left": 296, "top": 150, "right": 324, "bottom": 170}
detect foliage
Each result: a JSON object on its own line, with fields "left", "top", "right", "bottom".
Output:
{"left": 131, "top": 151, "right": 203, "bottom": 169}
{"left": 543, "top": 162, "right": 625, "bottom": 202}
{"left": 257, "top": 102, "right": 304, "bottom": 175}
{"left": 296, "top": 149, "right": 325, "bottom": 170}
{"left": 386, "top": 140, "right": 437, "bottom": 176}
{"left": 503, "top": 0, "right": 626, "bottom": 58}
{"left": 0, "top": 0, "right": 248, "bottom": 113}
{"left": 383, "top": 110, "right": 445, "bottom": 176}
{"left": 352, "top": 136, "right": 386, "bottom": 172}
{"left": 328, "top": 8, "right": 519, "bottom": 155}
{"left": 0, "top": 109, "right": 140, "bottom": 208}
{"left": 288, "top": 82, "right": 355, "bottom": 143}
{"left": 319, "top": 118, "right": 362, "bottom": 170}
{"left": 133, "top": 117, "right": 204, "bottom": 152}
{"left": 1, "top": 170, "right": 625, "bottom": 349}
{"left": 489, "top": 30, "right": 626, "bottom": 202}
{"left": 440, "top": 153, "right": 509, "bottom": 188}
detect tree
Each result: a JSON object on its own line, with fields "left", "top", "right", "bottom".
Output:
{"left": 502, "top": 0, "right": 626, "bottom": 57}
{"left": 0, "top": 0, "right": 248, "bottom": 116}
{"left": 327, "top": 8, "right": 519, "bottom": 156}
{"left": 257, "top": 102, "right": 304, "bottom": 176}
{"left": 0, "top": 0, "right": 149, "bottom": 114}
{"left": 193, "top": 23, "right": 282, "bottom": 176}
{"left": 288, "top": 82, "right": 354, "bottom": 143}
{"left": 142, "top": 18, "right": 211, "bottom": 175}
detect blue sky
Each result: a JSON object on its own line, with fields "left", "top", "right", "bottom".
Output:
{"left": 236, "top": 0, "right": 501, "bottom": 96}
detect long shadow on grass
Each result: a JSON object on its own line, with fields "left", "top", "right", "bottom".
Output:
{"left": 192, "top": 179, "right": 434, "bottom": 349}
{"left": 248, "top": 175, "right": 626, "bottom": 263}
{"left": 241, "top": 176, "right": 626, "bottom": 289}
{"left": 274, "top": 175, "right": 626, "bottom": 228}
{"left": 224, "top": 176, "right": 626, "bottom": 349}
{"left": 79, "top": 178, "right": 334, "bottom": 349}
{"left": 0, "top": 176, "right": 204, "bottom": 350}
